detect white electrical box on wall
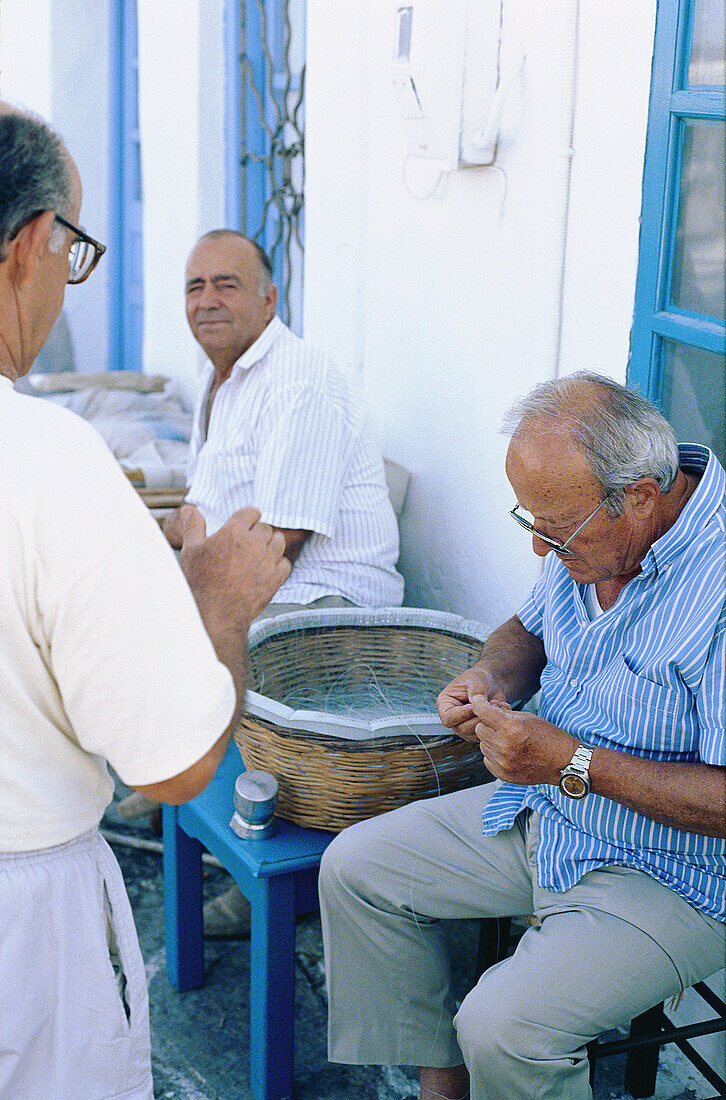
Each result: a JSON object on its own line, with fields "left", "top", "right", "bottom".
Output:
{"left": 390, "top": 0, "right": 518, "bottom": 171}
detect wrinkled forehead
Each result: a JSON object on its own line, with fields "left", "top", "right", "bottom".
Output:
{"left": 186, "top": 236, "right": 259, "bottom": 282}
{"left": 506, "top": 422, "right": 600, "bottom": 508}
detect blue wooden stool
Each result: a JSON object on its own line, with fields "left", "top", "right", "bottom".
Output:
{"left": 162, "top": 740, "right": 335, "bottom": 1100}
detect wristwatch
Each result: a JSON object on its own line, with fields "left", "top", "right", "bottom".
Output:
{"left": 558, "top": 742, "right": 593, "bottom": 799}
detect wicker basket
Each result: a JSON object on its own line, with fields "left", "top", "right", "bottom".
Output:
{"left": 235, "top": 608, "right": 492, "bottom": 831}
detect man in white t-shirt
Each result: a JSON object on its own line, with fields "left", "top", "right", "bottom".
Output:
{"left": 0, "top": 104, "right": 289, "bottom": 1099}
{"left": 159, "top": 229, "right": 405, "bottom": 934}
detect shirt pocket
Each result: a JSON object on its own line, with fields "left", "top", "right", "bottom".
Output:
{"left": 602, "top": 654, "right": 696, "bottom": 753}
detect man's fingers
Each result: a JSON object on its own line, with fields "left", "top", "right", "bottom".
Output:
{"left": 438, "top": 701, "right": 474, "bottom": 728}
{"left": 270, "top": 529, "right": 287, "bottom": 555}
{"left": 180, "top": 504, "right": 207, "bottom": 548}
{"left": 276, "top": 553, "right": 292, "bottom": 583}
{"left": 225, "top": 506, "right": 263, "bottom": 533}
{"left": 471, "top": 694, "right": 512, "bottom": 719}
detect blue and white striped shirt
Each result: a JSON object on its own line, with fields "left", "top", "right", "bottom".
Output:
{"left": 187, "top": 317, "right": 404, "bottom": 607}
{"left": 482, "top": 444, "right": 726, "bottom": 922}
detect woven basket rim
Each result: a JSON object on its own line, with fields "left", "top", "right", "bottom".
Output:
{"left": 243, "top": 607, "right": 490, "bottom": 741}
{"left": 248, "top": 605, "right": 491, "bottom": 647}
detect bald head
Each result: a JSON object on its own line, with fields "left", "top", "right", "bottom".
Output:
{"left": 195, "top": 230, "right": 273, "bottom": 293}
{"left": 502, "top": 371, "right": 681, "bottom": 516}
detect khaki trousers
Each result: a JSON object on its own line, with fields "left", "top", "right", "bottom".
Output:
{"left": 319, "top": 785, "right": 726, "bottom": 1100}
{"left": 253, "top": 594, "right": 356, "bottom": 622}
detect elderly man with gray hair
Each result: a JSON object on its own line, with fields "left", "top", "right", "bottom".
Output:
{"left": 0, "top": 104, "right": 289, "bottom": 1097}
{"left": 319, "top": 372, "right": 726, "bottom": 1100}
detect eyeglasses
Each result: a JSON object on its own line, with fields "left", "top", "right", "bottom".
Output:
{"left": 509, "top": 492, "right": 615, "bottom": 557}
{"left": 54, "top": 215, "right": 106, "bottom": 284}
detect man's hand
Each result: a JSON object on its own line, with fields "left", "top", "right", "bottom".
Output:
{"left": 471, "top": 696, "right": 576, "bottom": 785}
{"left": 131, "top": 507, "right": 290, "bottom": 806}
{"left": 437, "top": 667, "right": 509, "bottom": 742}
{"left": 179, "top": 505, "right": 290, "bottom": 642}
{"left": 160, "top": 507, "right": 185, "bottom": 549}
{"left": 437, "top": 616, "right": 546, "bottom": 742}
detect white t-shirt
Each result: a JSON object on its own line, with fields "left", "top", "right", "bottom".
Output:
{"left": 0, "top": 378, "right": 235, "bottom": 852}
{"left": 186, "top": 317, "right": 404, "bottom": 608}
{"left": 583, "top": 583, "right": 605, "bottom": 621}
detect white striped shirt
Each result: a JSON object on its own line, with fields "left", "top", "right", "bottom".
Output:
{"left": 186, "top": 316, "right": 404, "bottom": 607}
{"left": 482, "top": 445, "right": 726, "bottom": 922}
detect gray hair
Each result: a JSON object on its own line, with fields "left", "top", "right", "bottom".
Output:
{"left": 197, "top": 229, "right": 273, "bottom": 295}
{"left": 0, "top": 111, "right": 72, "bottom": 261}
{"left": 501, "top": 371, "right": 681, "bottom": 516}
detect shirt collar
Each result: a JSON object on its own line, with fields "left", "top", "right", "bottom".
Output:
{"left": 232, "top": 314, "right": 284, "bottom": 374}
{"left": 643, "top": 443, "right": 724, "bottom": 576}
{"left": 199, "top": 314, "right": 285, "bottom": 384}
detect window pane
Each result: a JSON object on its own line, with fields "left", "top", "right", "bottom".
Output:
{"left": 661, "top": 339, "right": 726, "bottom": 465}
{"left": 670, "top": 120, "right": 725, "bottom": 320}
{"left": 688, "top": 0, "right": 726, "bottom": 86}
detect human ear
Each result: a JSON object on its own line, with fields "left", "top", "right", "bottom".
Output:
{"left": 626, "top": 477, "right": 660, "bottom": 516}
{"left": 264, "top": 282, "right": 278, "bottom": 318}
{"left": 10, "top": 210, "right": 56, "bottom": 290}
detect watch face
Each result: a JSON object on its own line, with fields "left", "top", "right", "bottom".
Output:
{"left": 560, "top": 772, "right": 588, "bottom": 798}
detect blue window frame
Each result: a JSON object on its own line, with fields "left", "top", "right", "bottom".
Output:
{"left": 224, "top": 0, "right": 306, "bottom": 333}
{"left": 109, "top": 0, "right": 144, "bottom": 371}
{"left": 628, "top": 0, "right": 725, "bottom": 463}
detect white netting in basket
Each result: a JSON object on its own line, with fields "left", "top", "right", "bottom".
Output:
{"left": 244, "top": 607, "right": 491, "bottom": 741}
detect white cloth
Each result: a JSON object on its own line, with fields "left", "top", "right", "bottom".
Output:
{"left": 186, "top": 316, "right": 404, "bottom": 607}
{"left": 0, "top": 375, "right": 235, "bottom": 851}
{"left": 583, "top": 583, "right": 605, "bottom": 620}
{"left": 0, "top": 830, "right": 153, "bottom": 1100}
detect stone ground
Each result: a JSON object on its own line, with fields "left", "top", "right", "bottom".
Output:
{"left": 102, "top": 793, "right": 724, "bottom": 1100}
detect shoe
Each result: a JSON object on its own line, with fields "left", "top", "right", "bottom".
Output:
{"left": 116, "top": 792, "right": 160, "bottom": 820}
{"left": 203, "top": 884, "right": 251, "bottom": 939}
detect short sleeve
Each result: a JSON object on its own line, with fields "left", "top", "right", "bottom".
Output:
{"left": 253, "top": 387, "right": 356, "bottom": 535}
{"left": 34, "top": 418, "right": 236, "bottom": 786}
{"left": 516, "top": 567, "right": 549, "bottom": 641}
{"left": 697, "top": 597, "right": 726, "bottom": 765}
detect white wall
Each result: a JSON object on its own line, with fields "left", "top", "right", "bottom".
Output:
{"left": 0, "top": 0, "right": 111, "bottom": 376}
{"left": 1, "top": 0, "right": 227, "bottom": 399}
{"left": 137, "top": 0, "right": 226, "bottom": 409}
{"left": 303, "top": 0, "right": 656, "bottom": 625}
{"left": 0, "top": 0, "right": 657, "bottom": 625}
{"left": 0, "top": 0, "right": 52, "bottom": 118}
{"left": 49, "top": 0, "right": 112, "bottom": 376}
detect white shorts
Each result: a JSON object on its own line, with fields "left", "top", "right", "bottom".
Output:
{"left": 0, "top": 829, "right": 153, "bottom": 1100}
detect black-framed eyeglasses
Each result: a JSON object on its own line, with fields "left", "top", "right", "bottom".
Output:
{"left": 54, "top": 215, "right": 106, "bottom": 284}
{"left": 509, "top": 492, "right": 615, "bottom": 557}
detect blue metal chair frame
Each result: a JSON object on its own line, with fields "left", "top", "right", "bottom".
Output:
{"left": 163, "top": 740, "right": 334, "bottom": 1100}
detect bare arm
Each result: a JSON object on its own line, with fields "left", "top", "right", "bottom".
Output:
{"left": 437, "top": 616, "right": 546, "bottom": 741}
{"left": 471, "top": 698, "right": 726, "bottom": 837}
{"left": 161, "top": 509, "right": 310, "bottom": 565}
{"left": 276, "top": 526, "right": 312, "bottom": 564}
{"left": 133, "top": 505, "right": 291, "bottom": 804}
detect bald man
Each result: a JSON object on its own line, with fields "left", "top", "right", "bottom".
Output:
{"left": 319, "top": 373, "right": 726, "bottom": 1100}
{"left": 0, "top": 104, "right": 288, "bottom": 1098}
{"left": 159, "top": 230, "right": 404, "bottom": 936}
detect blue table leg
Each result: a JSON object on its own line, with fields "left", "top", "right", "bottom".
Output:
{"left": 248, "top": 872, "right": 297, "bottom": 1100}
{"left": 163, "top": 804, "right": 205, "bottom": 991}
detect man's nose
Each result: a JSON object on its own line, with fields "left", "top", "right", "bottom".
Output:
{"left": 531, "top": 532, "right": 552, "bottom": 558}
{"left": 197, "top": 282, "right": 220, "bottom": 308}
